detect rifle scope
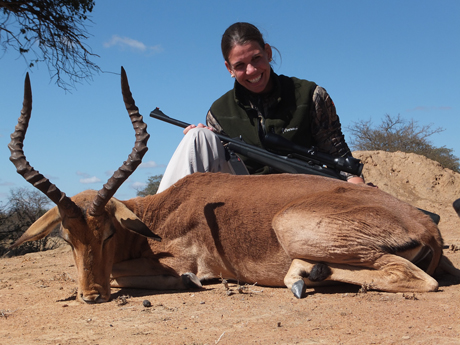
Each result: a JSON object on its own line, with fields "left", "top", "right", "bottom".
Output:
{"left": 263, "top": 133, "right": 363, "bottom": 177}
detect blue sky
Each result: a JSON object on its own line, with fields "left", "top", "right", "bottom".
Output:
{"left": 1, "top": 0, "right": 459, "bottom": 206}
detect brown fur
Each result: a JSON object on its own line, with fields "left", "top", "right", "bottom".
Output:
{"left": 13, "top": 172, "right": 459, "bottom": 302}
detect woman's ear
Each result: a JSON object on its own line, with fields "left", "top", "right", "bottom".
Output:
{"left": 225, "top": 61, "right": 234, "bottom": 77}
{"left": 265, "top": 43, "right": 273, "bottom": 62}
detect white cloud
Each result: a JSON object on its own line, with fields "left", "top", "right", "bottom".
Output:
{"left": 130, "top": 181, "right": 146, "bottom": 190}
{"left": 139, "top": 160, "right": 159, "bottom": 168}
{"left": 103, "top": 35, "right": 163, "bottom": 54}
{"left": 80, "top": 176, "right": 102, "bottom": 184}
{"left": 77, "top": 172, "right": 101, "bottom": 184}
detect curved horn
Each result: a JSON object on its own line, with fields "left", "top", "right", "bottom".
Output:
{"left": 89, "top": 67, "right": 150, "bottom": 216}
{"left": 8, "top": 73, "right": 80, "bottom": 217}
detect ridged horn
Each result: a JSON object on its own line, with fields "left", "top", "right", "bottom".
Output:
{"left": 89, "top": 67, "right": 150, "bottom": 216}
{"left": 8, "top": 73, "right": 81, "bottom": 217}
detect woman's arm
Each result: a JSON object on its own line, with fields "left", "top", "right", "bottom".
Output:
{"left": 311, "top": 86, "right": 364, "bottom": 184}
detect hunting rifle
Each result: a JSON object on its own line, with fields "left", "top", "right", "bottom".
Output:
{"left": 149, "top": 107, "right": 440, "bottom": 224}
{"left": 150, "top": 107, "right": 363, "bottom": 181}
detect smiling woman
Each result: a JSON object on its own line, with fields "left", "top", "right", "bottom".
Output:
{"left": 224, "top": 41, "right": 273, "bottom": 94}
{"left": 156, "top": 22, "right": 364, "bottom": 193}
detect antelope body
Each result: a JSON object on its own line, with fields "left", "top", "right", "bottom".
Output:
{"left": 9, "top": 69, "right": 460, "bottom": 303}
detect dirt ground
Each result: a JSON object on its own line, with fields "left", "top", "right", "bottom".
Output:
{"left": 1, "top": 150, "right": 460, "bottom": 345}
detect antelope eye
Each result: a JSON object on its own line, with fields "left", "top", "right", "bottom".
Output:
{"left": 103, "top": 231, "right": 115, "bottom": 246}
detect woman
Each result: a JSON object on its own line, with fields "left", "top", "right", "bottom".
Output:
{"left": 157, "top": 22, "right": 364, "bottom": 193}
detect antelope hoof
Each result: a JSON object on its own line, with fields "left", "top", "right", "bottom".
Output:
{"left": 182, "top": 272, "right": 202, "bottom": 289}
{"left": 291, "top": 279, "right": 306, "bottom": 299}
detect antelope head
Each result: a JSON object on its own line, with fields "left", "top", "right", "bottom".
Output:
{"left": 8, "top": 68, "right": 161, "bottom": 303}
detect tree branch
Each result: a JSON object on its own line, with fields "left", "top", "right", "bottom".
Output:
{"left": 1, "top": 0, "right": 99, "bottom": 90}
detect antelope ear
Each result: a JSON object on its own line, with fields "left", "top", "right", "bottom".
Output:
{"left": 111, "top": 199, "right": 162, "bottom": 242}
{"left": 10, "top": 206, "right": 62, "bottom": 248}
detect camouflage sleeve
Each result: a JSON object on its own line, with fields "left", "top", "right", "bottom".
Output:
{"left": 206, "top": 110, "right": 227, "bottom": 135}
{"left": 311, "top": 86, "right": 352, "bottom": 157}
{"left": 310, "top": 86, "right": 359, "bottom": 180}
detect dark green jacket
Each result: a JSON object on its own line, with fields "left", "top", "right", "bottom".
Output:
{"left": 208, "top": 71, "right": 352, "bottom": 174}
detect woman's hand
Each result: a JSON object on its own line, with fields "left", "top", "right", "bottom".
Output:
{"left": 348, "top": 176, "right": 378, "bottom": 188}
{"left": 183, "top": 123, "right": 215, "bottom": 135}
{"left": 347, "top": 176, "right": 365, "bottom": 184}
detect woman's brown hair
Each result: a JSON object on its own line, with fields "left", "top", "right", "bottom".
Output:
{"left": 221, "top": 22, "right": 266, "bottom": 63}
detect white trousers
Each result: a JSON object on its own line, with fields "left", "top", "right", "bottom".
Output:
{"left": 157, "top": 128, "right": 248, "bottom": 193}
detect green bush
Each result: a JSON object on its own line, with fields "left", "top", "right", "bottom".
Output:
{"left": 347, "top": 114, "right": 459, "bottom": 173}
{"left": 136, "top": 175, "right": 163, "bottom": 197}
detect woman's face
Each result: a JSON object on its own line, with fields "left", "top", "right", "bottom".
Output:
{"left": 225, "top": 41, "right": 273, "bottom": 94}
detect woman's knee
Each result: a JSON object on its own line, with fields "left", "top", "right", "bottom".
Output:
{"left": 187, "top": 127, "right": 217, "bottom": 142}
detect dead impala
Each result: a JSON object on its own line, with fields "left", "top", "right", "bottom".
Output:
{"left": 9, "top": 68, "right": 460, "bottom": 303}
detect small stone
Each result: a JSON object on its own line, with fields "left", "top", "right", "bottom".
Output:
{"left": 143, "top": 300, "right": 152, "bottom": 308}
